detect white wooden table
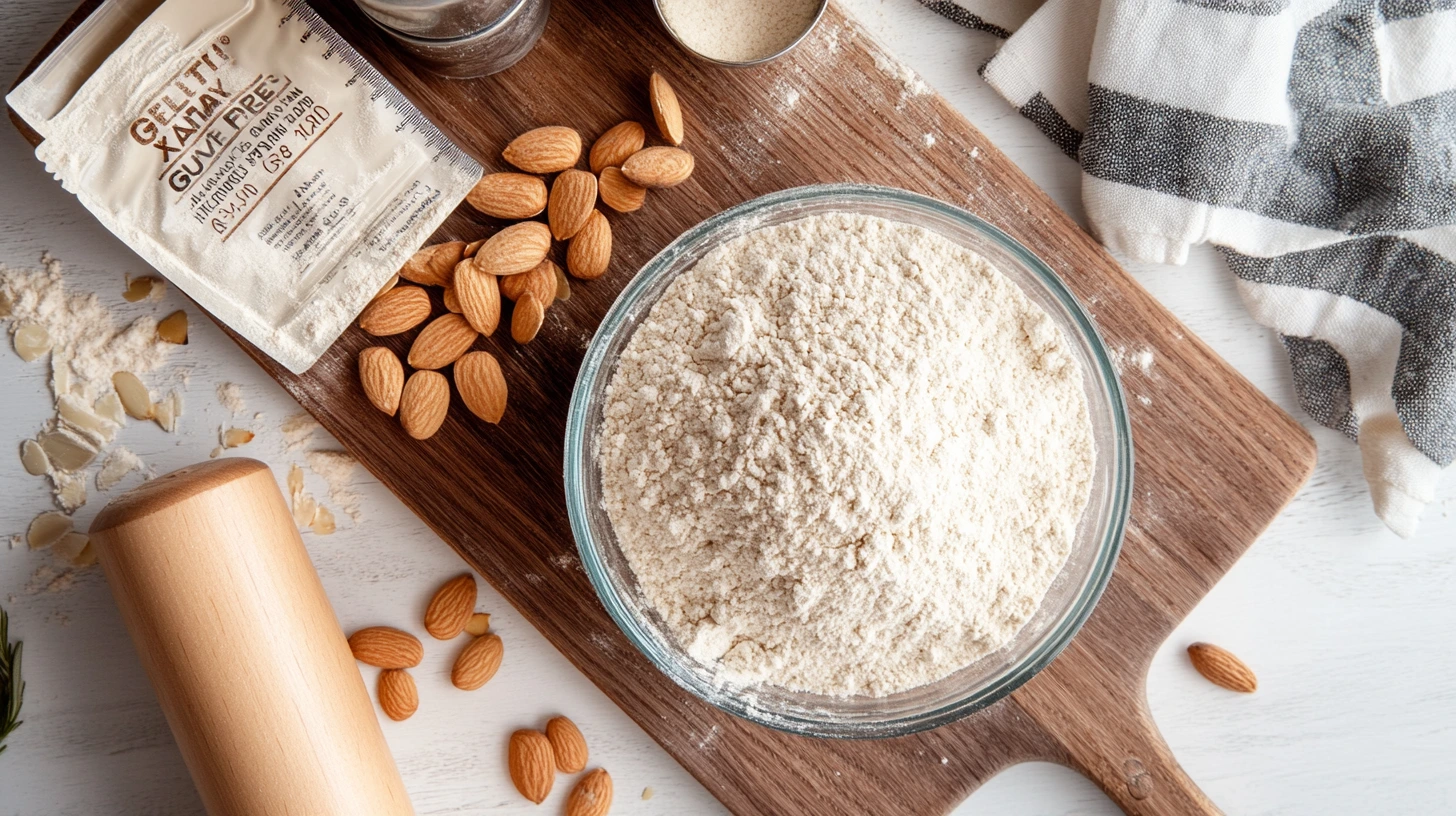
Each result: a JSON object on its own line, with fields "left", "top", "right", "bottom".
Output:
{"left": 2, "top": 1, "right": 1454, "bottom": 814}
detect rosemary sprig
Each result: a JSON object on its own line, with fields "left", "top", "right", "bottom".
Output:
{"left": 0, "top": 605, "right": 22, "bottom": 756}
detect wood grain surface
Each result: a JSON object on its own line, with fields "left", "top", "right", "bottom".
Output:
{"left": 12, "top": 2, "right": 1317, "bottom": 814}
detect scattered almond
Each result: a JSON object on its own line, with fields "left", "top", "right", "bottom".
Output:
{"left": 553, "top": 262, "right": 572, "bottom": 302}
{"left": 549, "top": 169, "right": 598, "bottom": 240}
{"left": 464, "top": 612, "right": 491, "bottom": 636}
{"left": 452, "top": 632, "right": 504, "bottom": 690}
{"left": 598, "top": 167, "right": 646, "bottom": 213}
{"left": 467, "top": 172, "right": 549, "bottom": 219}
{"left": 621, "top": 146, "right": 694, "bottom": 189}
{"left": 589, "top": 121, "right": 645, "bottom": 173}
{"left": 650, "top": 72, "right": 684, "bottom": 146}
{"left": 473, "top": 221, "right": 552, "bottom": 277}
{"left": 348, "top": 626, "right": 424, "bottom": 669}
{"left": 378, "top": 669, "right": 419, "bottom": 721}
{"left": 455, "top": 265, "right": 502, "bottom": 336}
{"left": 508, "top": 729, "right": 555, "bottom": 804}
{"left": 373, "top": 274, "right": 400, "bottom": 300}
{"left": 546, "top": 716, "right": 589, "bottom": 773}
{"left": 1187, "top": 642, "right": 1257, "bottom": 693}
{"left": 511, "top": 293, "right": 545, "bottom": 344}
{"left": 408, "top": 313, "right": 477, "bottom": 370}
{"left": 566, "top": 768, "right": 613, "bottom": 816}
{"left": 399, "top": 370, "right": 450, "bottom": 440}
{"left": 20, "top": 439, "right": 49, "bottom": 476}
{"left": 13, "top": 322, "right": 50, "bottom": 361}
{"left": 112, "top": 371, "right": 154, "bottom": 419}
{"left": 500, "top": 259, "right": 558, "bottom": 305}
{"left": 399, "top": 241, "right": 465, "bottom": 287}
{"left": 443, "top": 285, "right": 462, "bottom": 313}
{"left": 455, "top": 351, "right": 508, "bottom": 424}
{"left": 359, "top": 347, "right": 405, "bottom": 416}
{"left": 27, "top": 512, "right": 72, "bottom": 550}
{"left": 567, "top": 210, "right": 612, "bottom": 280}
{"left": 123, "top": 275, "right": 164, "bottom": 302}
{"left": 425, "top": 574, "right": 478, "bottom": 640}
{"left": 464, "top": 238, "right": 486, "bottom": 258}
{"left": 157, "top": 310, "right": 189, "bottom": 344}
{"left": 359, "top": 285, "right": 432, "bottom": 336}
{"left": 503, "top": 126, "right": 582, "bottom": 174}
{"left": 222, "top": 428, "right": 254, "bottom": 448}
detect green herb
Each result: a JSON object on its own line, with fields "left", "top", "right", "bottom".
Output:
{"left": 0, "top": 605, "right": 22, "bottom": 756}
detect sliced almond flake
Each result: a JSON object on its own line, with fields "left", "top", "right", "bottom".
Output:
{"left": 14, "top": 322, "right": 51, "bottom": 362}
{"left": 27, "top": 512, "right": 72, "bottom": 550}
{"left": 292, "top": 490, "right": 318, "bottom": 529}
{"left": 464, "top": 612, "right": 491, "bottom": 636}
{"left": 58, "top": 393, "right": 118, "bottom": 445}
{"left": 51, "top": 351, "right": 72, "bottom": 398}
{"left": 154, "top": 390, "right": 183, "bottom": 432}
{"left": 222, "top": 428, "right": 255, "bottom": 448}
{"left": 112, "top": 371, "right": 154, "bottom": 419}
{"left": 38, "top": 427, "right": 99, "bottom": 472}
{"left": 94, "top": 392, "right": 126, "bottom": 426}
{"left": 287, "top": 464, "right": 305, "bottom": 498}
{"left": 51, "top": 531, "right": 89, "bottom": 562}
{"left": 157, "top": 310, "right": 189, "bottom": 345}
{"left": 53, "top": 471, "right": 87, "bottom": 512}
{"left": 310, "top": 505, "right": 336, "bottom": 535}
{"left": 122, "top": 275, "right": 164, "bottom": 302}
{"left": 20, "top": 439, "right": 49, "bottom": 476}
{"left": 70, "top": 541, "right": 98, "bottom": 567}
{"left": 0, "top": 290, "right": 13, "bottom": 318}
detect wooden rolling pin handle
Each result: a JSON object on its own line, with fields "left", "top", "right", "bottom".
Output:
{"left": 88, "top": 458, "right": 414, "bottom": 816}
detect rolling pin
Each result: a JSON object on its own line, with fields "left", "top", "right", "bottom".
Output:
{"left": 88, "top": 458, "right": 414, "bottom": 816}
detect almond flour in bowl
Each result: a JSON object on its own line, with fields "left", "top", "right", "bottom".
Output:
{"left": 566, "top": 185, "right": 1131, "bottom": 737}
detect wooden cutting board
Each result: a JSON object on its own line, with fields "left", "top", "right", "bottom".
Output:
{"left": 13, "top": 2, "right": 1316, "bottom": 813}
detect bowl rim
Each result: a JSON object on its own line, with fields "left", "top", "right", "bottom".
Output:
{"left": 564, "top": 183, "right": 1133, "bottom": 738}
{"left": 650, "top": 0, "right": 829, "bottom": 68}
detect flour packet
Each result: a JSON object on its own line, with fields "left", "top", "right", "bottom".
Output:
{"left": 8, "top": 0, "right": 482, "bottom": 373}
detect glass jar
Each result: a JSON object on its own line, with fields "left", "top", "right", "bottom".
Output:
{"left": 354, "top": 0, "right": 550, "bottom": 78}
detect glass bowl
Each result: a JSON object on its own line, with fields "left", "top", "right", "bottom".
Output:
{"left": 564, "top": 184, "right": 1132, "bottom": 738}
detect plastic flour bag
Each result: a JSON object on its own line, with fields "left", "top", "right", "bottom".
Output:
{"left": 7, "top": 0, "right": 482, "bottom": 372}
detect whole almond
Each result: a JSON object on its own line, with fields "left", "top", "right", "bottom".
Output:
{"left": 452, "top": 632, "right": 504, "bottom": 690}
{"left": 503, "top": 126, "right": 581, "bottom": 174}
{"left": 442, "top": 285, "right": 462, "bottom": 313}
{"left": 425, "top": 573, "right": 478, "bottom": 640}
{"left": 500, "top": 259, "right": 558, "bottom": 304}
{"left": 650, "top": 72, "right": 684, "bottom": 146}
{"left": 546, "top": 716, "right": 589, "bottom": 773}
{"left": 455, "top": 265, "right": 502, "bottom": 336}
{"left": 348, "top": 627, "right": 424, "bottom": 668}
{"left": 408, "top": 313, "right": 477, "bottom": 370}
{"left": 473, "top": 221, "right": 552, "bottom": 277}
{"left": 455, "top": 351, "right": 508, "bottom": 424}
{"left": 621, "top": 146, "right": 694, "bottom": 189}
{"left": 598, "top": 167, "right": 646, "bottom": 213}
{"left": 359, "top": 285, "right": 431, "bottom": 336}
{"left": 566, "top": 768, "right": 613, "bottom": 816}
{"left": 1187, "top": 642, "right": 1257, "bottom": 693}
{"left": 399, "top": 370, "right": 450, "bottom": 440}
{"left": 372, "top": 274, "right": 400, "bottom": 300}
{"left": 589, "top": 121, "right": 645, "bottom": 172}
{"left": 378, "top": 669, "right": 419, "bottom": 721}
{"left": 399, "top": 241, "right": 464, "bottom": 287}
{"left": 511, "top": 293, "right": 545, "bottom": 343}
{"left": 359, "top": 347, "right": 405, "bottom": 416}
{"left": 554, "top": 262, "right": 572, "bottom": 302}
{"left": 467, "top": 172, "right": 548, "bottom": 219}
{"left": 549, "top": 169, "right": 598, "bottom": 240}
{"left": 508, "top": 729, "right": 555, "bottom": 804}
{"left": 464, "top": 238, "right": 486, "bottom": 257}
{"left": 567, "top": 210, "right": 612, "bottom": 280}
{"left": 464, "top": 612, "right": 491, "bottom": 636}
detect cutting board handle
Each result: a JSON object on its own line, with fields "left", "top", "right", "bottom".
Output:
{"left": 1062, "top": 693, "right": 1222, "bottom": 816}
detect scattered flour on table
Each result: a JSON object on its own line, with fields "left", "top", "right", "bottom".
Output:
{"left": 281, "top": 411, "right": 322, "bottom": 450}
{"left": 306, "top": 450, "right": 363, "bottom": 523}
{"left": 872, "top": 50, "right": 931, "bottom": 107}
{"left": 216, "top": 381, "right": 246, "bottom": 414}
{"left": 599, "top": 214, "right": 1094, "bottom": 697}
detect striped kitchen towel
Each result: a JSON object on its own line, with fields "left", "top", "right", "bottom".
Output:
{"left": 921, "top": 0, "right": 1456, "bottom": 537}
